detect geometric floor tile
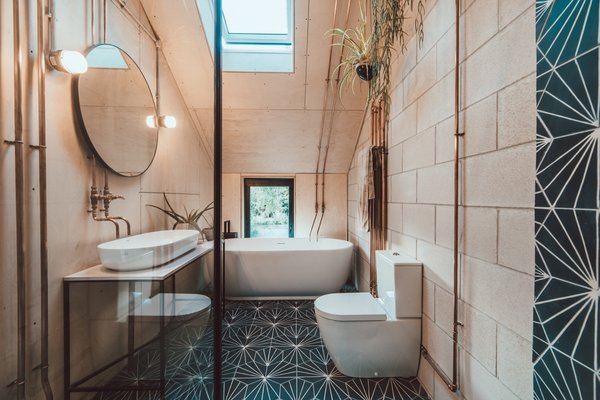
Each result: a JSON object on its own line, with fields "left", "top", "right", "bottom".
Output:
{"left": 95, "top": 300, "right": 428, "bottom": 399}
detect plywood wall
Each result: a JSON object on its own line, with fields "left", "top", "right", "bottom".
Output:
{"left": 223, "top": 173, "right": 347, "bottom": 239}
{"left": 0, "top": 1, "right": 213, "bottom": 398}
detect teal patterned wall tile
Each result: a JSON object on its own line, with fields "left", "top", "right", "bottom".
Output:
{"left": 535, "top": 1, "right": 600, "bottom": 399}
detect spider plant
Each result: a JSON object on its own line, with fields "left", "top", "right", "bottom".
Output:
{"left": 368, "top": 0, "right": 425, "bottom": 121}
{"left": 330, "top": 4, "right": 376, "bottom": 93}
{"left": 147, "top": 193, "right": 214, "bottom": 231}
{"left": 331, "top": 0, "right": 426, "bottom": 121}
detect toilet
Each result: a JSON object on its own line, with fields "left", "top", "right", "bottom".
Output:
{"left": 314, "top": 250, "right": 422, "bottom": 378}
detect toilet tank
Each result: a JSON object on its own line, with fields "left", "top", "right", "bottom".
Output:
{"left": 376, "top": 250, "right": 422, "bottom": 319}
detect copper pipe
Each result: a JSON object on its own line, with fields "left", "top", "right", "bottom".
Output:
{"left": 48, "top": 0, "right": 54, "bottom": 51}
{"left": 88, "top": 162, "right": 123, "bottom": 239}
{"left": 421, "top": 0, "right": 461, "bottom": 392}
{"left": 380, "top": 100, "right": 387, "bottom": 248}
{"left": 309, "top": 0, "right": 339, "bottom": 240}
{"left": 8, "top": 0, "right": 26, "bottom": 397}
{"left": 93, "top": 215, "right": 120, "bottom": 238}
{"left": 109, "top": 216, "right": 131, "bottom": 236}
{"left": 348, "top": 102, "right": 371, "bottom": 170}
{"left": 103, "top": 0, "right": 107, "bottom": 43}
{"left": 451, "top": 0, "right": 462, "bottom": 389}
{"left": 316, "top": 0, "right": 352, "bottom": 239}
{"left": 155, "top": 40, "right": 160, "bottom": 117}
{"left": 91, "top": 0, "right": 95, "bottom": 45}
{"left": 36, "top": 0, "right": 54, "bottom": 397}
{"left": 112, "top": 0, "right": 159, "bottom": 43}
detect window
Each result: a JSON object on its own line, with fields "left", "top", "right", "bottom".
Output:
{"left": 222, "top": 0, "right": 292, "bottom": 45}
{"left": 196, "top": 0, "right": 295, "bottom": 72}
{"left": 244, "top": 178, "right": 294, "bottom": 238}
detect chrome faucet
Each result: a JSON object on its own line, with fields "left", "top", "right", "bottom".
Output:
{"left": 88, "top": 157, "right": 131, "bottom": 238}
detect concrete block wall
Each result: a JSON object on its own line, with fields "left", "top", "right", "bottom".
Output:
{"left": 348, "top": 1, "right": 535, "bottom": 399}
{"left": 0, "top": 1, "right": 213, "bottom": 398}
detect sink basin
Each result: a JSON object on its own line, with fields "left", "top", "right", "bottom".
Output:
{"left": 98, "top": 230, "right": 199, "bottom": 271}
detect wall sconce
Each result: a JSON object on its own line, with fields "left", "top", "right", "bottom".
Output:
{"left": 48, "top": 50, "right": 88, "bottom": 74}
{"left": 146, "top": 115, "right": 177, "bottom": 129}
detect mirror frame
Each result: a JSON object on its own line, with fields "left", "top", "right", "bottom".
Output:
{"left": 72, "top": 43, "right": 159, "bottom": 177}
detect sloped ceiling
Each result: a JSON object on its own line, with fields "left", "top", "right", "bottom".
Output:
{"left": 140, "top": 0, "right": 367, "bottom": 173}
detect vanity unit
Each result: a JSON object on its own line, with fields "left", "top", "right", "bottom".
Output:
{"left": 63, "top": 243, "right": 213, "bottom": 399}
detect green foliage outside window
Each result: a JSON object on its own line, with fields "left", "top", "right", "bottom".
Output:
{"left": 249, "top": 186, "right": 290, "bottom": 237}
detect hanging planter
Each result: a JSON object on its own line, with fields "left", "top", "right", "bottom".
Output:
{"left": 331, "top": 0, "right": 425, "bottom": 119}
{"left": 328, "top": 3, "right": 375, "bottom": 93}
{"left": 355, "top": 63, "right": 376, "bottom": 81}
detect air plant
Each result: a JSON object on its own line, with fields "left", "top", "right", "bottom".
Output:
{"left": 147, "top": 193, "right": 214, "bottom": 231}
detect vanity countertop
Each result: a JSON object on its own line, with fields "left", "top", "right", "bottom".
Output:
{"left": 64, "top": 242, "right": 213, "bottom": 282}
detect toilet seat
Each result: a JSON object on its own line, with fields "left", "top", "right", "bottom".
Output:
{"left": 314, "top": 293, "right": 386, "bottom": 321}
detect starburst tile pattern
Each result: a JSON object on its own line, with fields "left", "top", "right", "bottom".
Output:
{"left": 96, "top": 300, "right": 428, "bottom": 399}
{"left": 535, "top": 1, "right": 600, "bottom": 399}
{"left": 221, "top": 300, "right": 428, "bottom": 400}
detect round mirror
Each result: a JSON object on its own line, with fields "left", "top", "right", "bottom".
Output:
{"left": 74, "top": 44, "right": 158, "bottom": 177}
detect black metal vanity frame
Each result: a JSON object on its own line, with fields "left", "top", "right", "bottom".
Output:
{"left": 63, "top": 246, "right": 212, "bottom": 399}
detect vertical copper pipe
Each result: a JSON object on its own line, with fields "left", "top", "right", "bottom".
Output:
{"left": 91, "top": 0, "right": 95, "bottom": 45}
{"left": 11, "top": 0, "right": 26, "bottom": 398}
{"left": 309, "top": 0, "right": 339, "bottom": 240}
{"left": 103, "top": 0, "right": 107, "bottom": 43}
{"left": 155, "top": 41, "right": 160, "bottom": 117}
{"left": 316, "top": 0, "right": 352, "bottom": 240}
{"left": 368, "top": 105, "right": 377, "bottom": 296}
{"left": 422, "top": 0, "right": 461, "bottom": 392}
{"left": 451, "top": 0, "right": 461, "bottom": 389}
{"left": 380, "top": 100, "right": 387, "bottom": 248}
{"left": 48, "top": 0, "right": 54, "bottom": 51}
{"left": 37, "top": 0, "right": 54, "bottom": 397}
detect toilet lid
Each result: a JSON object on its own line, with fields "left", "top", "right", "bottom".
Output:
{"left": 314, "top": 293, "right": 386, "bottom": 321}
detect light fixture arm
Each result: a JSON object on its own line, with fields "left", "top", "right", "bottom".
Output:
{"left": 47, "top": 0, "right": 54, "bottom": 52}
{"left": 46, "top": 0, "right": 88, "bottom": 74}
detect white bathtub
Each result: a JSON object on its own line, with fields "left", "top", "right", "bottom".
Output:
{"left": 222, "top": 237, "right": 353, "bottom": 299}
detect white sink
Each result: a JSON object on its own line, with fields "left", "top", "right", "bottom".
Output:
{"left": 98, "top": 230, "right": 199, "bottom": 271}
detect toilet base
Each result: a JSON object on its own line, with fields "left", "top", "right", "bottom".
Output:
{"left": 316, "top": 313, "right": 421, "bottom": 378}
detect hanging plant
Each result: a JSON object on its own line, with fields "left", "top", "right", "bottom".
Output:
{"left": 329, "top": 6, "right": 377, "bottom": 94}
{"left": 369, "top": 0, "right": 425, "bottom": 121}
{"left": 332, "top": 0, "right": 425, "bottom": 120}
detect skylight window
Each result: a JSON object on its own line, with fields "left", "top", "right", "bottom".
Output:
{"left": 222, "top": 0, "right": 292, "bottom": 45}
{"left": 196, "top": 0, "right": 294, "bottom": 73}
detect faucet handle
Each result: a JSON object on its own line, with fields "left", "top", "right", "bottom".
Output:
{"left": 104, "top": 192, "right": 125, "bottom": 201}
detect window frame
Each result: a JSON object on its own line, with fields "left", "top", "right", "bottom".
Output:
{"left": 243, "top": 178, "right": 295, "bottom": 238}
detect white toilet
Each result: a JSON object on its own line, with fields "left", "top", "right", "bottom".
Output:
{"left": 314, "top": 250, "right": 422, "bottom": 378}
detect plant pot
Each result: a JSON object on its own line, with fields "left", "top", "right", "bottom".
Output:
{"left": 202, "top": 228, "right": 214, "bottom": 241}
{"left": 175, "top": 222, "right": 201, "bottom": 231}
{"left": 355, "top": 63, "right": 375, "bottom": 81}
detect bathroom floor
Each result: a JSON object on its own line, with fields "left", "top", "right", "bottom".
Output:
{"left": 96, "top": 300, "right": 429, "bottom": 400}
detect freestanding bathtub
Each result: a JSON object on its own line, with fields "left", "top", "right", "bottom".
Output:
{"left": 222, "top": 237, "right": 353, "bottom": 299}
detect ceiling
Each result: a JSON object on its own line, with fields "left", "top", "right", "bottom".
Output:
{"left": 140, "top": 0, "right": 367, "bottom": 174}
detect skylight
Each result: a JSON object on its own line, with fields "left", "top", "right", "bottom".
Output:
{"left": 197, "top": 0, "right": 295, "bottom": 72}
{"left": 223, "top": 0, "right": 289, "bottom": 38}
